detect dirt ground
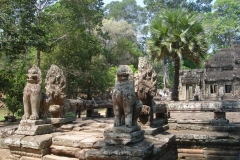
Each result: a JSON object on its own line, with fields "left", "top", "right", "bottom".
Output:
{"left": 0, "top": 149, "right": 11, "bottom": 160}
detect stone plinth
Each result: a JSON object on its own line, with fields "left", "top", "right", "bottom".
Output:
{"left": 104, "top": 126, "right": 144, "bottom": 145}
{"left": 15, "top": 120, "right": 55, "bottom": 136}
{"left": 87, "top": 141, "right": 153, "bottom": 160}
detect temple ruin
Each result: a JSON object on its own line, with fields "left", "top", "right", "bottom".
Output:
{"left": 179, "top": 44, "right": 240, "bottom": 101}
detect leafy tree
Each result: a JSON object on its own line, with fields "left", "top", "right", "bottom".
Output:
{"left": 101, "top": 18, "right": 143, "bottom": 67}
{"left": 104, "top": 0, "right": 147, "bottom": 25}
{"left": 0, "top": 0, "right": 52, "bottom": 66}
{"left": 41, "top": 0, "right": 106, "bottom": 99}
{"left": 147, "top": 9, "right": 208, "bottom": 100}
{"left": 0, "top": 54, "right": 34, "bottom": 117}
{"left": 203, "top": 0, "right": 240, "bottom": 51}
{"left": 144, "top": 0, "right": 213, "bottom": 15}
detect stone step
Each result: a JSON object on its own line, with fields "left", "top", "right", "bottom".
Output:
{"left": 51, "top": 145, "right": 94, "bottom": 159}
{"left": 52, "top": 134, "right": 102, "bottom": 148}
{"left": 43, "top": 154, "right": 78, "bottom": 160}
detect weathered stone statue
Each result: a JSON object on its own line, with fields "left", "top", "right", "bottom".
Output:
{"left": 45, "top": 64, "right": 66, "bottom": 118}
{"left": 112, "top": 65, "right": 142, "bottom": 127}
{"left": 15, "top": 65, "right": 55, "bottom": 136}
{"left": 22, "top": 65, "right": 42, "bottom": 120}
{"left": 104, "top": 65, "right": 144, "bottom": 145}
{"left": 135, "top": 57, "right": 157, "bottom": 125}
{"left": 135, "top": 57, "right": 157, "bottom": 105}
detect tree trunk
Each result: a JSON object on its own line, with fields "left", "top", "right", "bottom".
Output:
{"left": 37, "top": 49, "right": 40, "bottom": 67}
{"left": 172, "top": 52, "right": 180, "bottom": 101}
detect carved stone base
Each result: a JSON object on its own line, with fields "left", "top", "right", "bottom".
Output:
{"left": 87, "top": 141, "right": 153, "bottom": 160}
{"left": 104, "top": 126, "right": 144, "bottom": 145}
{"left": 15, "top": 120, "right": 55, "bottom": 136}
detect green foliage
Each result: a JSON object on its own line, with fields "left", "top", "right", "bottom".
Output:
{"left": 144, "top": 0, "right": 213, "bottom": 15}
{"left": 4, "top": 95, "right": 22, "bottom": 116}
{"left": 0, "top": 54, "right": 33, "bottom": 116}
{"left": 203, "top": 0, "right": 240, "bottom": 51}
{"left": 104, "top": 0, "right": 147, "bottom": 25}
{"left": 41, "top": 0, "right": 107, "bottom": 99}
{"left": 101, "top": 18, "right": 143, "bottom": 68}
{"left": 0, "top": 0, "right": 51, "bottom": 59}
{"left": 147, "top": 9, "right": 208, "bottom": 100}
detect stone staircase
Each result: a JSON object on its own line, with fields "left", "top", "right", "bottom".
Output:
{"left": 43, "top": 121, "right": 110, "bottom": 160}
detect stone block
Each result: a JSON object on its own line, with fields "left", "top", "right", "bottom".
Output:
{"left": 21, "top": 134, "right": 53, "bottom": 149}
{"left": 51, "top": 145, "right": 81, "bottom": 157}
{"left": 72, "top": 127, "right": 83, "bottom": 131}
{"left": 15, "top": 123, "right": 56, "bottom": 136}
{"left": 79, "top": 137, "right": 102, "bottom": 148}
{"left": 4, "top": 135, "right": 25, "bottom": 147}
{"left": 52, "top": 134, "right": 90, "bottom": 147}
{"left": 109, "top": 125, "right": 141, "bottom": 133}
{"left": 9, "top": 146, "right": 50, "bottom": 158}
{"left": 77, "top": 149, "right": 91, "bottom": 160}
{"left": 92, "top": 140, "right": 106, "bottom": 149}
{"left": 104, "top": 130, "right": 144, "bottom": 145}
{"left": 43, "top": 155, "right": 78, "bottom": 160}
{"left": 61, "top": 124, "right": 74, "bottom": 130}
{"left": 20, "top": 156, "right": 41, "bottom": 160}
{"left": 101, "top": 140, "right": 153, "bottom": 157}
{"left": 86, "top": 149, "right": 112, "bottom": 160}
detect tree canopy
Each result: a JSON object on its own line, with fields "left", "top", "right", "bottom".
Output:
{"left": 0, "top": 0, "right": 239, "bottom": 114}
{"left": 147, "top": 9, "right": 208, "bottom": 100}
{"left": 203, "top": 0, "right": 240, "bottom": 51}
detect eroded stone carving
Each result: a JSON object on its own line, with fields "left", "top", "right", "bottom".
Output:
{"left": 22, "top": 65, "right": 42, "bottom": 120}
{"left": 135, "top": 57, "right": 157, "bottom": 125}
{"left": 16, "top": 65, "right": 55, "bottom": 136}
{"left": 135, "top": 57, "right": 157, "bottom": 105}
{"left": 45, "top": 64, "right": 66, "bottom": 118}
{"left": 112, "top": 65, "right": 142, "bottom": 127}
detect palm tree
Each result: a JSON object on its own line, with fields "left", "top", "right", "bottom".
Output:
{"left": 147, "top": 9, "right": 208, "bottom": 101}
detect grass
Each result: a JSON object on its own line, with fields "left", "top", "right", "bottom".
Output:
{"left": 0, "top": 108, "right": 9, "bottom": 121}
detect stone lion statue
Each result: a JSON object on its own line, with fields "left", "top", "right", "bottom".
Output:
{"left": 22, "top": 65, "right": 42, "bottom": 120}
{"left": 45, "top": 64, "right": 66, "bottom": 118}
{"left": 112, "top": 65, "right": 142, "bottom": 127}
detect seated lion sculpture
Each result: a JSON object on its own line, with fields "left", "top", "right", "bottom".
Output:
{"left": 22, "top": 65, "right": 43, "bottom": 120}
{"left": 112, "top": 65, "right": 142, "bottom": 127}
{"left": 45, "top": 64, "right": 66, "bottom": 118}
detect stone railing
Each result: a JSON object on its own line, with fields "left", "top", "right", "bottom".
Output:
{"left": 168, "top": 101, "right": 240, "bottom": 112}
{"left": 168, "top": 100, "right": 240, "bottom": 120}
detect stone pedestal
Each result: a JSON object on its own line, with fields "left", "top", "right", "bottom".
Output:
{"left": 15, "top": 120, "right": 55, "bottom": 136}
{"left": 104, "top": 126, "right": 144, "bottom": 145}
